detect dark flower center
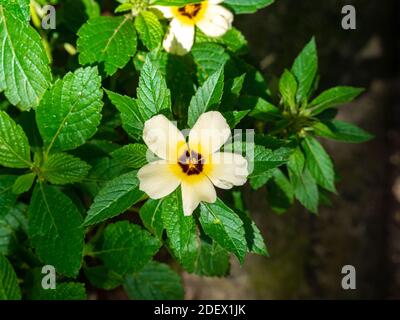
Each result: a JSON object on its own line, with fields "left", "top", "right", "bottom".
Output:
{"left": 178, "top": 4, "right": 202, "bottom": 19}
{"left": 178, "top": 150, "right": 204, "bottom": 176}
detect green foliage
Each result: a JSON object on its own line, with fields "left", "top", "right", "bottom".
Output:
{"left": 0, "top": 6, "right": 52, "bottom": 110}
{"left": 123, "top": 261, "right": 184, "bottom": 300}
{"left": 0, "top": 0, "right": 372, "bottom": 300}
{"left": 77, "top": 16, "right": 137, "bottom": 76}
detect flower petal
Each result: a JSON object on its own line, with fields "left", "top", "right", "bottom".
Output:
{"left": 189, "top": 111, "right": 231, "bottom": 157}
{"left": 208, "top": 0, "right": 224, "bottom": 4}
{"left": 205, "top": 152, "right": 248, "bottom": 189}
{"left": 152, "top": 5, "right": 173, "bottom": 19}
{"left": 143, "top": 115, "right": 186, "bottom": 161}
{"left": 181, "top": 176, "right": 217, "bottom": 216}
{"left": 163, "top": 19, "right": 195, "bottom": 55}
{"left": 197, "top": 4, "right": 233, "bottom": 37}
{"left": 138, "top": 160, "right": 181, "bottom": 199}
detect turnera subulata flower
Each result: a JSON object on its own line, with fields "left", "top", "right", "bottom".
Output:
{"left": 154, "top": 1, "right": 233, "bottom": 55}
{"left": 138, "top": 111, "right": 248, "bottom": 216}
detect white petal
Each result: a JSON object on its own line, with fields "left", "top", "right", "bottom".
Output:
{"left": 138, "top": 160, "right": 181, "bottom": 199}
{"left": 143, "top": 114, "right": 186, "bottom": 161}
{"left": 197, "top": 5, "right": 233, "bottom": 37}
{"left": 206, "top": 152, "right": 248, "bottom": 189}
{"left": 189, "top": 111, "right": 231, "bottom": 157}
{"left": 163, "top": 19, "right": 195, "bottom": 55}
{"left": 208, "top": 0, "right": 224, "bottom": 4}
{"left": 181, "top": 176, "right": 217, "bottom": 216}
{"left": 152, "top": 6, "right": 173, "bottom": 19}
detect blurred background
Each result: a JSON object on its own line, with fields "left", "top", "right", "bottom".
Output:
{"left": 183, "top": 0, "right": 400, "bottom": 299}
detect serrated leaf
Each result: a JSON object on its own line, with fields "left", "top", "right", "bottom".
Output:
{"left": 139, "top": 198, "right": 164, "bottom": 239}
{"left": 0, "top": 254, "right": 21, "bottom": 300}
{"left": 77, "top": 16, "right": 137, "bottom": 76}
{"left": 309, "top": 86, "right": 364, "bottom": 115}
{"left": 0, "top": 111, "right": 31, "bottom": 168}
{"left": 237, "top": 210, "right": 268, "bottom": 256}
{"left": 287, "top": 147, "right": 305, "bottom": 177}
{"left": 137, "top": 54, "right": 172, "bottom": 119}
{"left": 313, "top": 120, "right": 373, "bottom": 143}
{"left": 124, "top": 261, "right": 184, "bottom": 300}
{"left": 84, "top": 266, "right": 123, "bottom": 290}
{"left": 199, "top": 198, "right": 247, "bottom": 263}
{"left": 135, "top": 11, "right": 163, "bottom": 50}
{"left": 194, "top": 237, "right": 230, "bottom": 277}
{"left": 110, "top": 144, "right": 148, "bottom": 169}
{"left": 0, "top": 203, "right": 28, "bottom": 256}
{"left": 0, "top": 0, "right": 30, "bottom": 22}
{"left": 83, "top": 171, "right": 144, "bottom": 226}
{"left": 224, "top": 0, "right": 274, "bottom": 14}
{"left": 42, "top": 153, "right": 91, "bottom": 185}
{"left": 192, "top": 43, "right": 230, "bottom": 84}
{"left": 0, "top": 6, "right": 52, "bottom": 110}
{"left": 223, "top": 110, "right": 250, "bottom": 128}
{"left": 188, "top": 67, "right": 224, "bottom": 127}
{"left": 12, "top": 173, "right": 36, "bottom": 194}
{"left": 249, "top": 146, "right": 292, "bottom": 179}
{"left": 196, "top": 27, "right": 248, "bottom": 54}
{"left": 289, "top": 168, "right": 319, "bottom": 214}
{"left": 279, "top": 69, "right": 297, "bottom": 109}
{"left": 0, "top": 176, "right": 17, "bottom": 218}
{"left": 105, "top": 90, "right": 144, "bottom": 140}
{"left": 291, "top": 37, "right": 318, "bottom": 103}
{"left": 247, "top": 96, "right": 280, "bottom": 121}
{"left": 161, "top": 189, "right": 197, "bottom": 272}
{"left": 301, "top": 136, "right": 336, "bottom": 192}
{"left": 95, "top": 221, "right": 161, "bottom": 275}
{"left": 36, "top": 67, "right": 103, "bottom": 153}
{"left": 29, "top": 282, "right": 86, "bottom": 300}
{"left": 28, "top": 184, "right": 85, "bottom": 276}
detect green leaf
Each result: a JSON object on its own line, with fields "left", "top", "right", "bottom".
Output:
{"left": 0, "top": 254, "right": 21, "bottom": 300}
{"left": 0, "top": 204, "right": 28, "bottom": 256}
{"left": 289, "top": 168, "right": 319, "bottom": 214}
{"left": 224, "top": 0, "right": 274, "bottom": 14}
{"left": 237, "top": 210, "right": 268, "bottom": 256}
{"left": 191, "top": 43, "right": 230, "bottom": 84}
{"left": 0, "top": 6, "right": 52, "bottom": 110}
{"left": 36, "top": 67, "right": 103, "bottom": 153}
{"left": 105, "top": 90, "right": 143, "bottom": 140}
{"left": 77, "top": 16, "right": 137, "bottom": 76}
{"left": 199, "top": 198, "right": 247, "bottom": 263}
{"left": 247, "top": 96, "right": 280, "bottom": 121}
{"left": 279, "top": 69, "right": 297, "bottom": 109}
{"left": 266, "top": 168, "right": 294, "bottom": 214}
{"left": 194, "top": 237, "right": 230, "bottom": 277}
{"left": 135, "top": 11, "right": 163, "bottom": 50}
{"left": 152, "top": 0, "right": 201, "bottom": 5}
{"left": 82, "top": 0, "right": 101, "bottom": 19}
{"left": 196, "top": 27, "right": 248, "bottom": 54}
{"left": 313, "top": 120, "right": 374, "bottom": 143}
{"left": 0, "top": 0, "right": 30, "bottom": 22}
{"left": 309, "top": 86, "right": 364, "bottom": 115}
{"left": 115, "top": 3, "right": 134, "bottom": 13}
{"left": 83, "top": 171, "right": 144, "bottom": 226}
{"left": 161, "top": 189, "right": 197, "bottom": 272}
{"left": 187, "top": 67, "right": 224, "bottom": 127}
{"left": 28, "top": 184, "right": 85, "bottom": 276}
{"left": 96, "top": 221, "right": 161, "bottom": 275}
{"left": 124, "top": 261, "right": 184, "bottom": 300}
{"left": 29, "top": 282, "right": 86, "bottom": 300}
{"left": 0, "top": 111, "right": 31, "bottom": 168}
{"left": 110, "top": 144, "right": 148, "bottom": 169}
{"left": 249, "top": 146, "right": 292, "bottom": 180}
{"left": 0, "top": 176, "right": 17, "bottom": 218}
{"left": 223, "top": 110, "right": 250, "bottom": 128}
{"left": 287, "top": 147, "right": 305, "bottom": 178}
{"left": 291, "top": 37, "right": 318, "bottom": 103}
{"left": 139, "top": 199, "right": 164, "bottom": 240}
{"left": 301, "top": 136, "right": 336, "bottom": 192}
{"left": 12, "top": 173, "right": 36, "bottom": 194}
{"left": 42, "top": 153, "right": 91, "bottom": 185}
{"left": 137, "top": 54, "right": 172, "bottom": 119}
{"left": 84, "top": 266, "right": 123, "bottom": 290}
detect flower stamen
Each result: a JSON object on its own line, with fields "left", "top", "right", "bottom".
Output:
{"left": 178, "top": 150, "right": 204, "bottom": 176}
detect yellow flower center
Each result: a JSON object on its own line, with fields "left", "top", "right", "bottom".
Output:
{"left": 172, "top": 2, "right": 208, "bottom": 25}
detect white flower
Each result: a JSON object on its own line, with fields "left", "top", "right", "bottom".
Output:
{"left": 153, "top": 0, "right": 234, "bottom": 55}
{"left": 138, "top": 111, "right": 248, "bottom": 216}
